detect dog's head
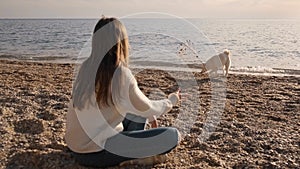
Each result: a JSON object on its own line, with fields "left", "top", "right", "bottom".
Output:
{"left": 223, "top": 49, "right": 230, "bottom": 56}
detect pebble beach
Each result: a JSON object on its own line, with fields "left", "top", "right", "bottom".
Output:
{"left": 0, "top": 60, "right": 299, "bottom": 168}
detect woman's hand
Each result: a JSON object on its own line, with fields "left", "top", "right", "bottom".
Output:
{"left": 149, "top": 116, "right": 158, "bottom": 128}
{"left": 150, "top": 119, "right": 158, "bottom": 128}
{"left": 168, "top": 89, "right": 181, "bottom": 106}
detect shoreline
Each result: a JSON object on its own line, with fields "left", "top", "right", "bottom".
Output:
{"left": 1, "top": 59, "right": 299, "bottom": 168}
{"left": 1, "top": 58, "right": 300, "bottom": 77}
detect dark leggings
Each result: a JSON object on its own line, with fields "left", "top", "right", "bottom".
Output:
{"left": 72, "top": 114, "right": 180, "bottom": 168}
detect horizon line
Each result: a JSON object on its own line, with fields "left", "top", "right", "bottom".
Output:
{"left": 0, "top": 17, "right": 300, "bottom": 20}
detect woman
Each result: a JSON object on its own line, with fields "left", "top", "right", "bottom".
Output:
{"left": 65, "top": 17, "right": 180, "bottom": 168}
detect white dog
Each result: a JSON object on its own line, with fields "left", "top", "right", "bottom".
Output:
{"left": 200, "top": 49, "right": 231, "bottom": 76}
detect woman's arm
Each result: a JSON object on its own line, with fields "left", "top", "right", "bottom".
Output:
{"left": 112, "top": 66, "right": 179, "bottom": 118}
{"left": 127, "top": 81, "right": 179, "bottom": 118}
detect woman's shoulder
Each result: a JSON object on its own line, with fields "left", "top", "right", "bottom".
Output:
{"left": 117, "top": 64, "right": 131, "bottom": 72}
{"left": 115, "top": 64, "right": 134, "bottom": 78}
{"left": 113, "top": 64, "right": 136, "bottom": 86}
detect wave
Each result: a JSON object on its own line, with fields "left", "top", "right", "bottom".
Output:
{"left": 1, "top": 54, "right": 299, "bottom": 77}
{"left": 130, "top": 61, "right": 300, "bottom": 77}
{"left": 230, "top": 66, "right": 300, "bottom": 77}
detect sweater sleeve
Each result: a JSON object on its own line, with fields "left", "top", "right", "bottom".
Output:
{"left": 128, "top": 80, "right": 173, "bottom": 118}
{"left": 112, "top": 66, "right": 178, "bottom": 118}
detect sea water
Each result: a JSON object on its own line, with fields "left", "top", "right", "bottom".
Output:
{"left": 0, "top": 18, "right": 299, "bottom": 76}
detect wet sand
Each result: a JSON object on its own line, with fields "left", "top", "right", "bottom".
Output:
{"left": 0, "top": 60, "right": 299, "bottom": 168}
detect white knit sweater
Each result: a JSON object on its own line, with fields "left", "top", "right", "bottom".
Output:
{"left": 65, "top": 66, "right": 179, "bottom": 153}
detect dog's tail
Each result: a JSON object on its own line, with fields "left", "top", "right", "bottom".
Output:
{"left": 223, "top": 49, "right": 230, "bottom": 56}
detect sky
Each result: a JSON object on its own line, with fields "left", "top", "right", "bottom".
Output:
{"left": 0, "top": 0, "right": 300, "bottom": 19}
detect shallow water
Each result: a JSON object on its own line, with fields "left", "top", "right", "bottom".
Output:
{"left": 0, "top": 18, "right": 299, "bottom": 75}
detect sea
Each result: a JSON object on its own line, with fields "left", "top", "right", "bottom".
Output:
{"left": 0, "top": 18, "right": 299, "bottom": 76}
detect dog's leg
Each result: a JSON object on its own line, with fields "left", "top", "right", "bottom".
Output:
{"left": 225, "top": 67, "right": 228, "bottom": 77}
{"left": 225, "top": 60, "right": 230, "bottom": 77}
{"left": 222, "top": 66, "right": 226, "bottom": 76}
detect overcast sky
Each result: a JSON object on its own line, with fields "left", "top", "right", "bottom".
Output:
{"left": 1, "top": 0, "right": 300, "bottom": 18}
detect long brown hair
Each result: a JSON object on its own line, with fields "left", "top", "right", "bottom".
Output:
{"left": 72, "top": 17, "right": 129, "bottom": 109}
